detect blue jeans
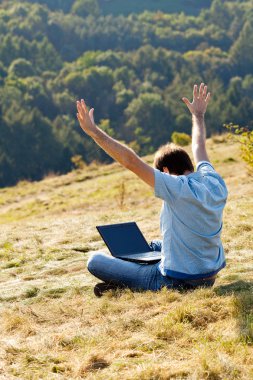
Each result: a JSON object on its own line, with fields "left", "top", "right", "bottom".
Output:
{"left": 87, "top": 240, "right": 215, "bottom": 291}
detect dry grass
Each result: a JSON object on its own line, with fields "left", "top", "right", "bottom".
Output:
{"left": 0, "top": 138, "right": 252, "bottom": 379}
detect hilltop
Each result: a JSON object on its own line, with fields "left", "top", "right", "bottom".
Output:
{"left": 98, "top": 0, "right": 212, "bottom": 16}
{"left": 0, "top": 137, "right": 252, "bottom": 379}
{"left": 7, "top": 0, "right": 212, "bottom": 15}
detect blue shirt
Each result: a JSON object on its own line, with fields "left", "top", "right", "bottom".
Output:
{"left": 154, "top": 161, "right": 228, "bottom": 279}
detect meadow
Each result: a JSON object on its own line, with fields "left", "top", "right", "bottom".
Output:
{"left": 0, "top": 137, "right": 252, "bottom": 379}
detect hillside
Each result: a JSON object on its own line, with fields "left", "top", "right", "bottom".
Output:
{"left": 98, "top": 0, "right": 212, "bottom": 16}
{"left": 1, "top": 0, "right": 253, "bottom": 187}
{"left": 0, "top": 138, "right": 252, "bottom": 379}
{"left": 16, "top": 0, "right": 212, "bottom": 15}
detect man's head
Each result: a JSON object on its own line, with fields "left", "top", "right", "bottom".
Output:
{"left": 154, "top": 143, "right": 194, "bottom": 175}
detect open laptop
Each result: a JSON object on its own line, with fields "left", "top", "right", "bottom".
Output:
{"left": 96, "top": 222, "right": 161, "bottom": 263}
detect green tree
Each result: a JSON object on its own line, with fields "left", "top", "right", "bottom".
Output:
{"left": 0, "top": 119, "right": 16, "bottom": 186}
{"left": 71, "top": 0, "right": 100, "bottom": 18}
{"left": 0, "top": 62, "right": 7, "bottom": 78}
{"left": 27, "top": 0, "right": 74, "bottom": 13}
{"left": 64, "top": 72, "right": 86, "bottom": 97}
{"left": 175, "top": 114, "right": 191, "bottom": 135}
{"left": 0, "top": 108, "right": 66, "bottom": 186}
{"left": 8, "top": 58, "right": 35, "bottom": 78}
{"left": 230, "top": 18, "right": 253, "bottom": 76}
{"left": 33, "top": 37, "right": 63, "bottom": 72}
{"left": 242, "top": 75, "right": 253, "bottom": 98}
{"left": 65, "top": 66, "right": 114, "bottom": 119}
{"left": 209, "top": 0, "right": 232, "bottom": 29}
{"left": 125, "top": 93, "right": 173, "bottom": 154}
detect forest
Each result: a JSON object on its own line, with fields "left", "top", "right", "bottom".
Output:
{"left": 0, "top": 0, "right": 253, "bottom": 187}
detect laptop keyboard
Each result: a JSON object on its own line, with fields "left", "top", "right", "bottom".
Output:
{"left": 127, "top": 251, "right": 161, "bottom": 258}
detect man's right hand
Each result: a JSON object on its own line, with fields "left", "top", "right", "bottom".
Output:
{"left": 182, "top": 83, "right": 211, "bottom": 117}
{"left": 77, "top": 99, "right": 97, "bottom": 138}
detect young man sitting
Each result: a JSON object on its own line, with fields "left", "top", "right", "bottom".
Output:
{"left": 76, "top": 83, "right": 228, "bottom": 296}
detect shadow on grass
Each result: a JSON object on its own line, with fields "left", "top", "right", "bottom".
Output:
{"left": 215, "top": 280, "right": 253, "bottom": 295}
{"left": 215, "top": 281, "right": 253, "bottom": 344}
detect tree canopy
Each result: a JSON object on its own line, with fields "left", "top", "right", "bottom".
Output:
{"left": 0, "top": 0, "right": 253, "bottom": 187}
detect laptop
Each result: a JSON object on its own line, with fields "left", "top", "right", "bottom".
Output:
{"left": 96, "top": 222, "right": 161, "bottom": 263}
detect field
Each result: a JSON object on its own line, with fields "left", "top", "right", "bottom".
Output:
{"left": 98, "top": 0, "right": 211, "bottom": 16}
{"left": 0, "top": 137, "right": 252, "bottom": 379}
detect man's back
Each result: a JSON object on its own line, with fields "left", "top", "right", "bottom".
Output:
{"left": 154, "top": 161, "right": 228, "bottom": 279}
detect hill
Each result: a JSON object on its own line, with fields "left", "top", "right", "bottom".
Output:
{"left": 0, "top": 138, "right": 252, "bottom": 379}
{"left": 16, "top": 0, "right": 212, "bottom": 15}
{"left": 98, "top": 0, "right": 212, "bottom": 16}
{"left": 1, "top": 0, "right": 253, "bottom": 187}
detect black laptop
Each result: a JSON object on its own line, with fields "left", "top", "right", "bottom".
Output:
{"left": 96, "top": 222, "right": 161, "bottom": 263}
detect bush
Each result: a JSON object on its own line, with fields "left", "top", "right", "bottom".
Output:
{"left": 225, "top": 124, "right": 253, "bottom": 172}
{"left": 171, "top": 132, "right": 191, "bottom": 146}
{"left": 71, "top": 155, "right": 86, "bottom": 170}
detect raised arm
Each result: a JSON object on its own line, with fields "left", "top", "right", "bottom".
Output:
{"left": 182, "top": 83, "right": 211, "bottom": 165}
{"left": 76, "top": 100, "right": 154, "bottom": 187}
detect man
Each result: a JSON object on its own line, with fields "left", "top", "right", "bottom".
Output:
{"left": 76, "top": 83, "right": 227, "bottom": 296}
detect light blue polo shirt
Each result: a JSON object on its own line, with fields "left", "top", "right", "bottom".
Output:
{"left": 154, "top": 161, "right": 228, "bottom": 279}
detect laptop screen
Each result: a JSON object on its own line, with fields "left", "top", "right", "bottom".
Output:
{"left": 96, "top": 222, "right": 151, "bottom": 257}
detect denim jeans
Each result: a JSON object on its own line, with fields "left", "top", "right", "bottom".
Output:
{"left": 87, "top": 241, "right": 215, "bottom": 291}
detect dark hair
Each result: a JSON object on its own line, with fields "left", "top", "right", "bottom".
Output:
{"left": 154, "top": 143, "right": 194, "bottom": 175}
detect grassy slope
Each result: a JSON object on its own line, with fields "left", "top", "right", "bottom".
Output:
{"left": 0, "top": 137, "right": 252, "bottom": 380}
{"left": 98, "top": 0, "right": 211, "bottom": 16}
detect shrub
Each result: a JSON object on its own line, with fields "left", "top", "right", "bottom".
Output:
{"left": 225, "top": 124, "right": 253, "bottom": 172}
{"left": 171, "top": 132, "right": 191, "bottom": 146}
{"left": 71, "top": 155, "right": 86, "bottom": 170}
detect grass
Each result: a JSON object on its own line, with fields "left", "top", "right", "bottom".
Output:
{"left": 0, "top": 137, "right": 252, "bottom": 379}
